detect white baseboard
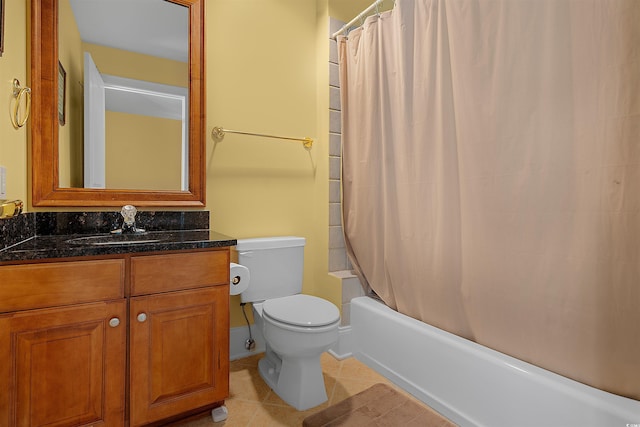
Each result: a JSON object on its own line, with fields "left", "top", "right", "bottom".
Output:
{"left": 230, "top": 325, "right": 265, "bottom": 361}
{"left": 328, "top": 326, "right": 353, "bottom": 360}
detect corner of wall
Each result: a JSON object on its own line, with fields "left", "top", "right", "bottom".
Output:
{"left": 326, "top": 17, "right": 365, "bottom": 324}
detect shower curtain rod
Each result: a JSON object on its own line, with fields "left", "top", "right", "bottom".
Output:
{"left": 332, "top": 0, "right": 385, "bottom": 39}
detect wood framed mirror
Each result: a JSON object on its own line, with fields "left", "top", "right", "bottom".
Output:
{"left": 30, "top": 0, "right": 205, "bottom": 207}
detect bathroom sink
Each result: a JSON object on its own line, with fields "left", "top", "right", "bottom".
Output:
{"left": 65, "top": 233, "right": 163, "bottom": 246}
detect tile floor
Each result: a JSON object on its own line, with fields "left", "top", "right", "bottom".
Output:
{"left": 170, "top": 352, "right": 432, "bottom": 426}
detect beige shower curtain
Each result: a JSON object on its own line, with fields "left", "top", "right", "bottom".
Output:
{"left": 338, "top": 0, "right": 640, "bottom": 400}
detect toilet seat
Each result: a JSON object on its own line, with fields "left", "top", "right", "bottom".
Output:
{"left": 262, "top": 294, "right": 340, "bottom": 328}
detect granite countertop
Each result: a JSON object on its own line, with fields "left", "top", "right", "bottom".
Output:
{"left": 0, "top": 211, "right": 237, "bottom": 262}
{"left": 0, "top": 230, "right": 236, "bottom": 262}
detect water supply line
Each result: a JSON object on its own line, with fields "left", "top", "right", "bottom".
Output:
{"left": 240, "top": 303, "right": 256, "bottom": 351}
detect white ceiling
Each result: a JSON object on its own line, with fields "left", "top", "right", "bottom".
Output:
{"left": 69, "top": 0, "right": 189, "bottom": 63}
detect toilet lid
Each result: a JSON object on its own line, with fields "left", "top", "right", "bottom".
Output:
{"left": 262, "top": 294, "right": 340, "bottom": 327}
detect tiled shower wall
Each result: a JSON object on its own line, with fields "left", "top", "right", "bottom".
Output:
{"left": 328, "top": 17, "right": 350, "bottom": 273}
{"left": 328, "top": 18, "right": 364, "bottom": 327}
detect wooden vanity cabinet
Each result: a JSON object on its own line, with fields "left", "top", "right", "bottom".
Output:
{"left": 0, "top": 301, "right": 127, "bottom": 426}
{"left": 0, "top": 248, "right": 230, "bottom": 427}
{"left": 0, "top": 259, "right": 127, "bottom": 427}
{"left": 129, "top": 251, "right": 230, "bottom": 427}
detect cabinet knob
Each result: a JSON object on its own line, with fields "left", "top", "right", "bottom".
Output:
{"left": 137, "top": 313, "right": 147, "bottom": 323}
{"left": 108, "top": 317, "right": 120, "bottom": 328}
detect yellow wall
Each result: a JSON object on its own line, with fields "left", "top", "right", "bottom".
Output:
{"left": 329, "top": 0, "right": 391, "bottom": 23}
{"left": 105, "top": 112, "right": 182, "bottom": 190}
{"left": 3, "top": 0, "right": 374, "bottom": 328}
{"left": 0, "top": 0, "right": 29, "bottom": 204}
{"left": 207, "top": 0, "right": 329, "bottom": 326}
{"left": 84, "top": 43, "right": 187, "bottom": 87}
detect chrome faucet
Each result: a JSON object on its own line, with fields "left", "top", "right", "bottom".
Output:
{"left": 111, "top": 205, "right": 145, "bottom": 234}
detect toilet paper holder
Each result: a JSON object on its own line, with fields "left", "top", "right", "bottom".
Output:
{"left": 229, "top": 262, "right": 250, "bottom": 295}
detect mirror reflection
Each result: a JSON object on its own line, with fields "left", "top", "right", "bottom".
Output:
{"left": 58, "top": 0, "right": 189, "bottom": 191}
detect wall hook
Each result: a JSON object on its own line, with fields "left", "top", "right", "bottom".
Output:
{"left": 11, "top": 79, "right": 32, "bottom": 129}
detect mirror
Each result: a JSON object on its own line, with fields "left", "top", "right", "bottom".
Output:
{"left": 31, "top": 0, "right": 205, "bottom": 207}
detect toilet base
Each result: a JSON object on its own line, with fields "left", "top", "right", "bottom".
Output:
{"left": 258, "top": 351, "right": 328, "bottom": 411}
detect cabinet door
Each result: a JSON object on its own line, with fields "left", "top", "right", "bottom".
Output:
{"left": 129, "top": 287, "right": 229, "bottom": 426}
{"left": 0, "top": 300, "right": 126, "bottom": 427}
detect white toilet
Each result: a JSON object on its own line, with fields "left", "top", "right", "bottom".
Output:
{"left": 236, "top": 236, "right": 340, "bottom": 411}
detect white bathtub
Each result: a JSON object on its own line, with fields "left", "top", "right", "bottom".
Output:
{"left": 351, "top": 296, "right": 640, "bottom": 427}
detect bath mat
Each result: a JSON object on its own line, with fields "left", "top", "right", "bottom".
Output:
{"left": 303, "top": 383, "right": 457, "bottom": 427}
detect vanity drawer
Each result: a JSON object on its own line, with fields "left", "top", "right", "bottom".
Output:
{"left": 130, "top": 250, "right": 229, "bottom": 296}
{"left": 0, "top": 259, "right": 125, "bottom": 313}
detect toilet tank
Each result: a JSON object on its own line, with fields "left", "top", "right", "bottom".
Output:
{"left": 236, "top": 236, "right": 305, "bottom": 303}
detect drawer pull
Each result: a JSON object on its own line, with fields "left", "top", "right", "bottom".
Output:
{"left": 137, "top": 313, "right": 148, "bottom": 323}
{"left": 108, "top": 317, "right": 120, "bottom": 328}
